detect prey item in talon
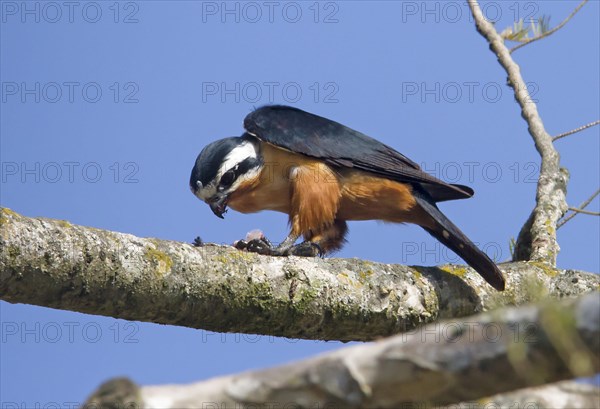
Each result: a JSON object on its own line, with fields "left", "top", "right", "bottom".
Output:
{"left": 245, "top": 229, "right": 265, "bottom": 241}
{"left": 233, "top": 230, "right": 268, "bottom": 251}
{"left": 189, "top": 105, "right": 506, "bottom": 291}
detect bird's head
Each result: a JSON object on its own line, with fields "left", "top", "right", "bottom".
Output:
{"left": 190, "top": 136, "right": 262, "bottom": 218}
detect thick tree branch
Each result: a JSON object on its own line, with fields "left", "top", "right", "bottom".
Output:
{"left": 84, "top": 379, "right": 600, "bottom": 409}
{"left": 467, "top": 0, "right": 569, "bottom": 265}
{"left": 1, "top": 208, "right": 598, "bottom": 342}
{"left": 482, "top": 381, "right": 600, "bottom": 409}
{"left": 83, "top": 293, "right": 600, "bottom": 408}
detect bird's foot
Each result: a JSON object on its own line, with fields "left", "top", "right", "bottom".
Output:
{"left": 234, "top": 237, "right": 274, "bottom": 255}
{"left": 235, "top": 238, "right": 322, "bottom": 258}
{"left": 234, "top": 229, "right": 273, "bottom": 254}
{"left": 287, "top": 241, "right": 323, "bottom": 257}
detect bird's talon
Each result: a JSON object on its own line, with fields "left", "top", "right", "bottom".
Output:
{"left": 247, "top": 238, "right": 274, "bottom": 255}
{"left": 289, "top": 241, "right": 322, "bottom": 257}
{"left": 234, "top": 239, "right": 249, "bottom": 250}
{"left": 236, "top": 238, "right": 274, "bottom": 255}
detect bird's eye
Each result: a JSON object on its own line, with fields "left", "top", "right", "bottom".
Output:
{"left": 220, "top": 170, "right": 235, "bottom": 188}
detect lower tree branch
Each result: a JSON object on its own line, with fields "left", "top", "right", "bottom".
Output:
{"left": 83, "top": 292, "right": 600, "bottom": 408}
{"left": 467, "top": 0, "right": 569, "bottom": 265}
{"left": 1, "top": 208, "right": 598, "bottom": 342}
{"left": 84, "top": 380, "right": 600, "bottom": 409}
{"left": 481, "top": 380, "right": 600, "bottom": 409}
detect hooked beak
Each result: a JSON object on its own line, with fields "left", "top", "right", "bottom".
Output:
{"left": 209, "top": 194, "right": 228, "bottom": 219}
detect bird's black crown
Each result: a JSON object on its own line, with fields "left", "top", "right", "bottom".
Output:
{"left": 190, "top": 137, "right": 241, "bottom": 193}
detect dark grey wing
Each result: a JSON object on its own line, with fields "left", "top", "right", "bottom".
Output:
{"left": 244, "top": 105, "right": 473, "bottom": 200}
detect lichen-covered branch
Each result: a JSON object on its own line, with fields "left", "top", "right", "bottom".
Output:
{"left": 84, "top": 381, "right": 600, "bottom": 409}
{"left": 1, "top": 208, "right": 598, "bottom": 342}
{"left": 83, "top": 293, "right": 600, "bottom": 408}
{"left": 84, "top": 380, "right": 600, "bottom": 409}
{"left": 467, "top": 0, "right": 569, "bottom": 265}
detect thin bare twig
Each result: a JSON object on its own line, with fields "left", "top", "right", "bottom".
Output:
{"left": 467, "top": 0, "right": 568, "bottom": 264}
{"left": 558, "top": 189, "right": 600, "bottom": 228}
{"left": 568, "top": 207, "right": 599, "bottom": 216}
{"left": 553, "top": 120, "right": 600, "bottom": 142}
{"left": 510, "top": 0, "right": 588, "bottom": 53}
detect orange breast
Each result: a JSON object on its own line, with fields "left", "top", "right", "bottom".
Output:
{"left": 228, "top": 143, "right": 426, "bottom": 227}
{"left": 227, "top": 143, "right": 308, "bottom": 214}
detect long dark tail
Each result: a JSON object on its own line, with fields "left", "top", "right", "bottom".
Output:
{"left": 413, "top": 189, "right": 505, "bottom": 291}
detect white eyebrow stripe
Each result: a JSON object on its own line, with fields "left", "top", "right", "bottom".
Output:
{"left": 216, "top": 141, "right": 257, "bottom": 181}
{"left": 194, "top": 140, "right": 260, "bottom": 202}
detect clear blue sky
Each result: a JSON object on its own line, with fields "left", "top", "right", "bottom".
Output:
{"left": 1, "top": 1, "right": 598, "bottom": 405}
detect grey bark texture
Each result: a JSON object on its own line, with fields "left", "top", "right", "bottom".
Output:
{"left": 83, "top": 379, "right": 600, "bottom": 409}
{"left": 478, "top": 380, "right": 600, "bottom": 409}
{"left": 467, "top": 0, "right": 569, "bottom": 265}
{"left": 82, "top": 293, "right": 599, "bottom": 408}
{"left": 1, "top": 208, "right": 598, "bottom": 342}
